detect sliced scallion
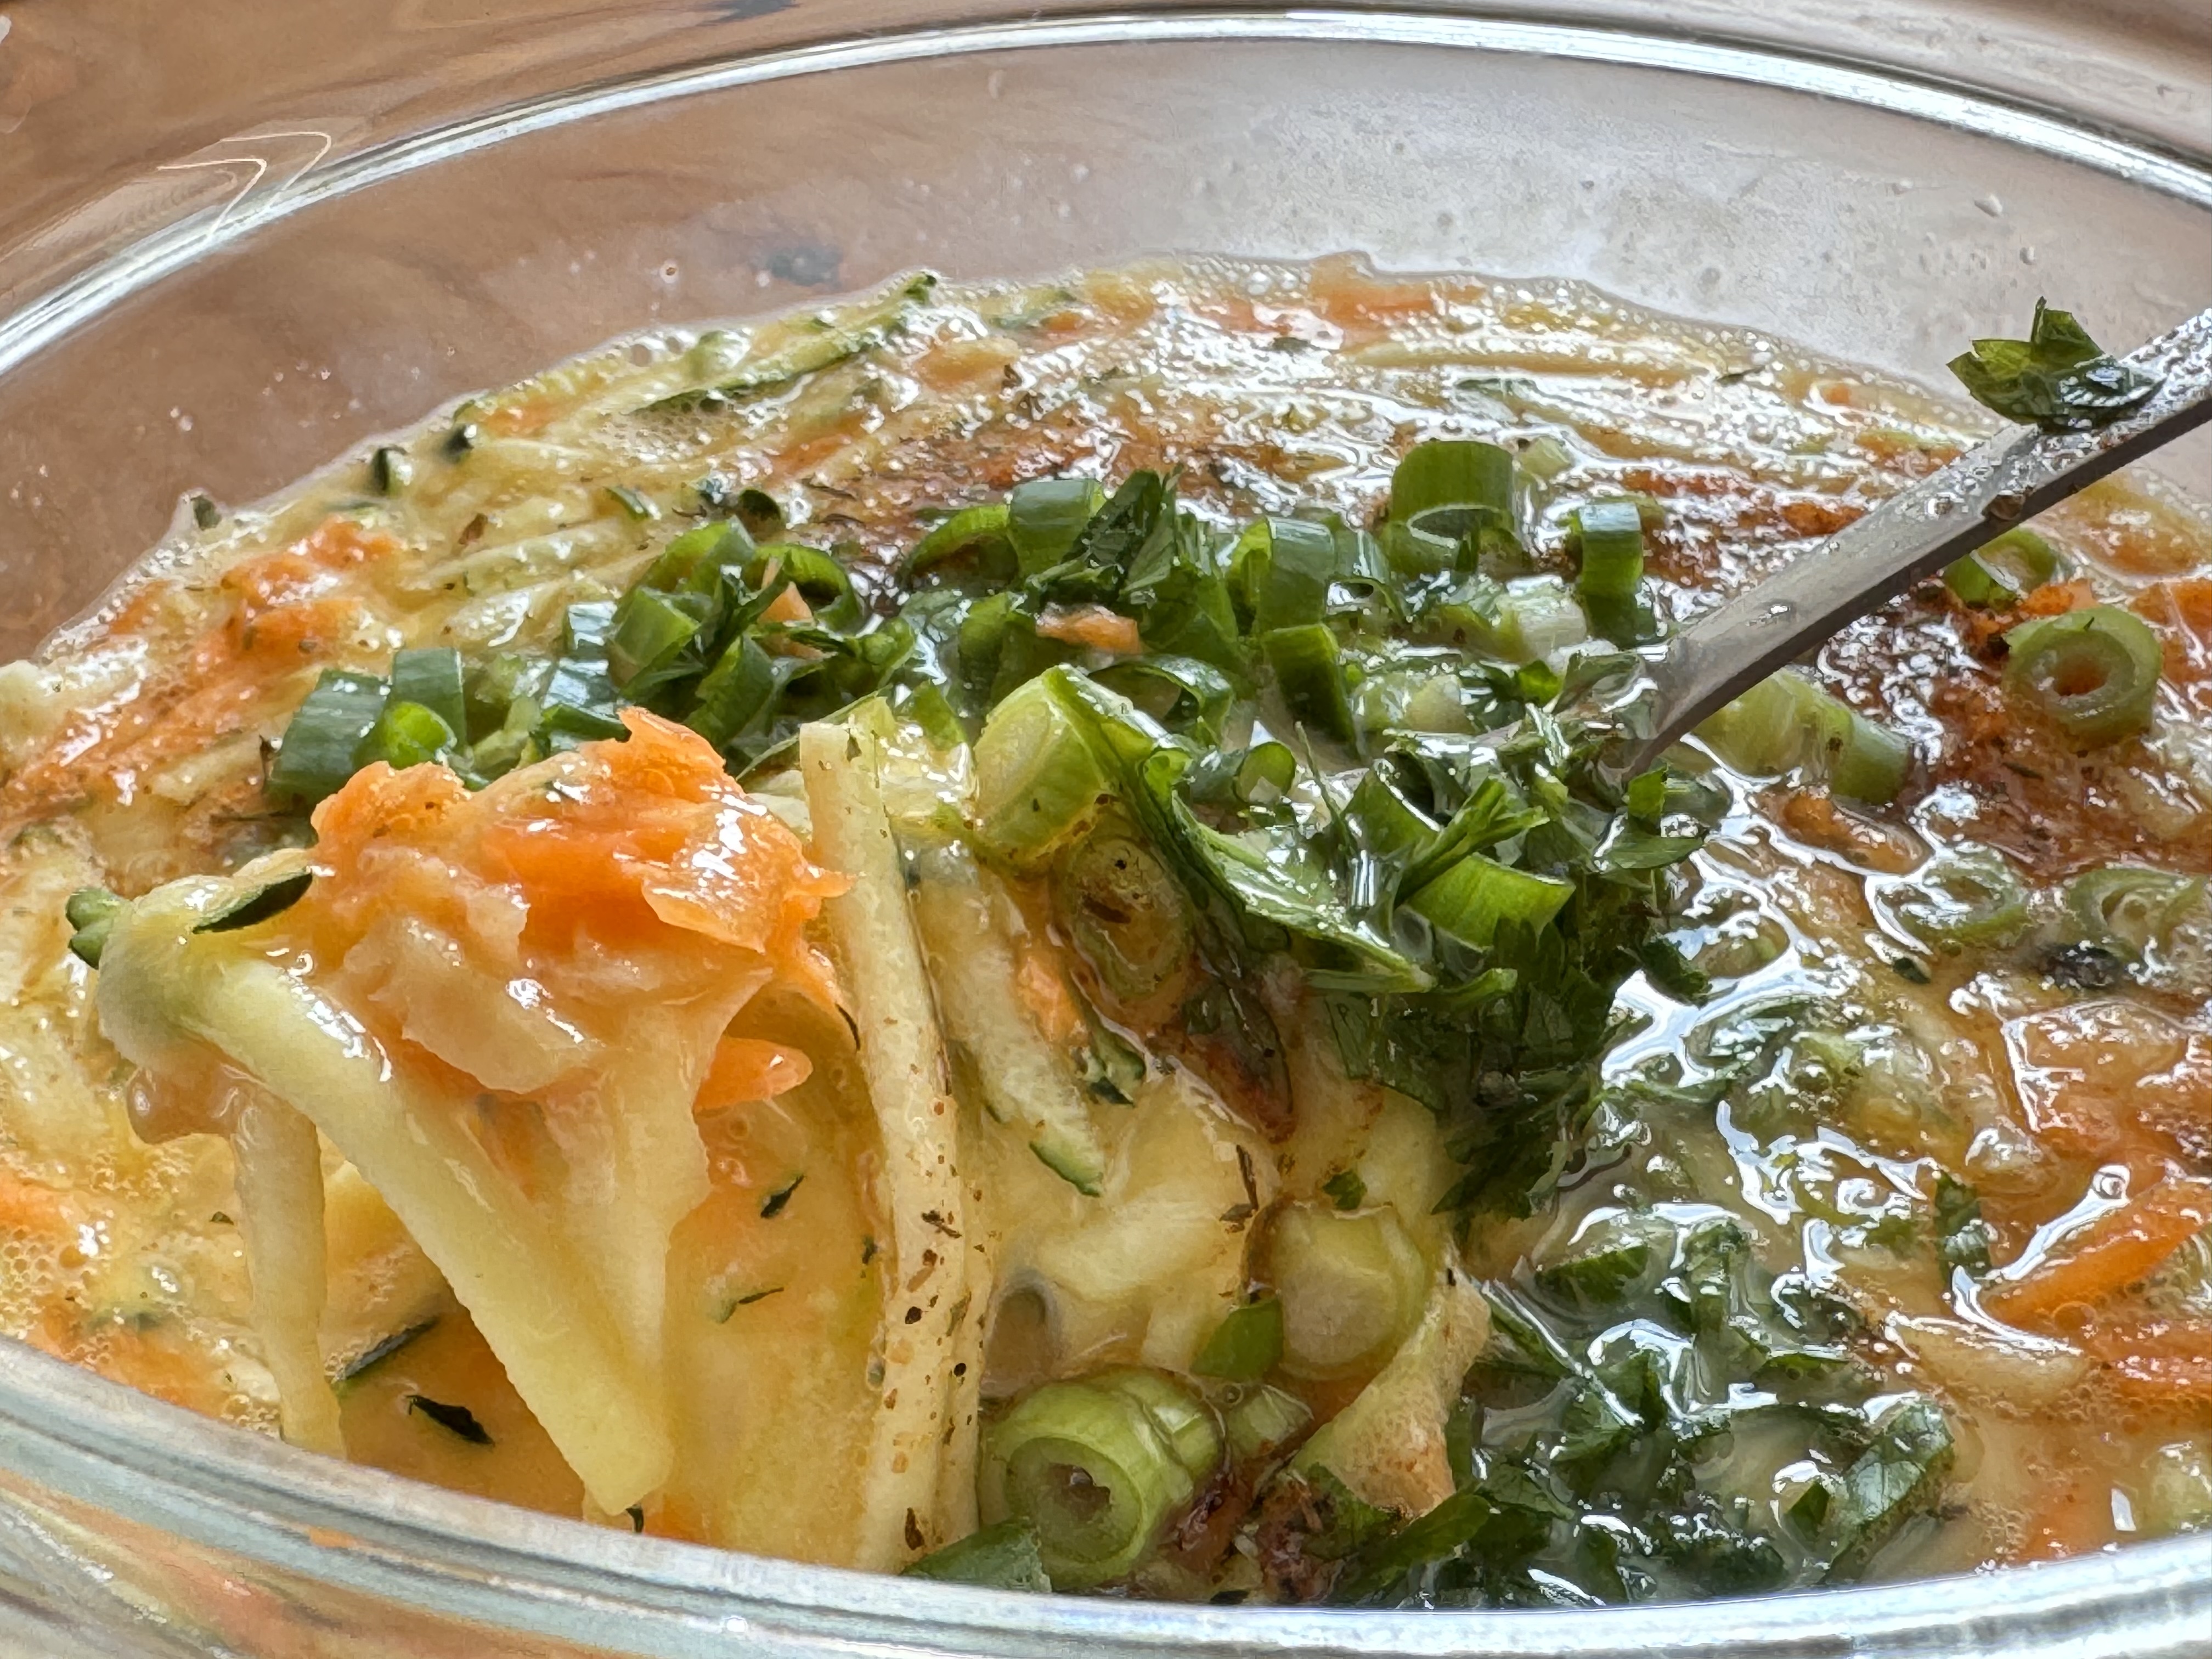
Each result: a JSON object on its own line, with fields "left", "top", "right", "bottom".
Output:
{"left": 1488, "top": 575, "right": 1589, "bottom": 664}
{"left": 1404, "top": 853, "right": 1573, "bottom": 948}
{"left": 1008, "top": 478, "right": 1107, "bottom": 577}
{"left": 642, "top": 522, "right": 750, "bottom": 592}
{"left": 906, "top": 502, "right": 1013, "bottom": 580}
{"left": 2004, "top": 603, "right": 2163, "bottom": 745}
{"left": 1248, "top": 518, "right": 1339, "bottom": 633}
{"left": 1385, "top": 439, "right": 1516, "bottom": 569}
{"left": 604, "top": 483, "right": 657, "bottom": 521}
{"left": 686, "top": 634, "right": 778, "bottom": 749}
{"left": 1571, "top": 498, "right": 1645, "bottom": 645}
{"left": 535, "top": 602, "right": 629, "bottom": 747}
{"left": 1092, "top": 656, "right": 1235, "bottom": 742}
{"left": 973, "top": 674, "right": 1113, "bottom": 867}
{"left": 1058, "top": 829, "right": 1192, "bottom": 1000}
{"left": 1877, "top": 848, "right": 2028, "bottom": 951}
{"left": 354, "top": 701, "right": 460, "bottom": 772}
{"left": 606, "top": 588, "right": 706, "bottom": 692}
{"left": 369, "top": 446, "right": 413, "bottom": 495}
{"left": 64, "top": 887, "right": 125, "bottom": 968}
{"left": 194, "top": 870, "right": 314, "bottom": 935}
{"left": 750, "top": 542, "right": 862, "bottom": 631}
{"left": 1220, "top": 1383, "right": 1312, "bottom": 1463}
{"left": 901, "top": 1519, "right": 1051, "bottom": 1592}
{"left": 2067, "top": 866, "right": 2205, "bottom": 962}
{"left": 1819, "top": 703, "right": 1911, "bottom": 805}
{"left": 387, "top": 647, "right": 468, "bottom": 741}
{"left": 735, "top": 488, "right": 785, "bottom": 541}
{"left": 1263, "top": 1204, "right": 1427, "bottom": 1380}
{"left": 267, "top": 670, "right": 388, "bottom": 805}
{"left": 1697, "top": 671, "right": 1809, "bottom": 776}
{"left": 983, "top": 1375, "right": 1204, "bottom": 1589}
{"left": 1943, "top": 527, "right": 2061, "bottom": 610}
{"left": 1261, "top": 623, "right": 1357, "bottom": 744}
{"left": 1699, "top": 669, "right": 1909, "bottom": 803}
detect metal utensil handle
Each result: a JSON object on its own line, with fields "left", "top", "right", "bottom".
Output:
{"left": 1639, "top": 304, "right": 2212, "bottom": 760}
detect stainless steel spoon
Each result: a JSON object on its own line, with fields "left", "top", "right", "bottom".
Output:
{"left": 1633, "top": 303, "right": 2212, "bottom": 769}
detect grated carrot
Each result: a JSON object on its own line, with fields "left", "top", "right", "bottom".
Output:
{"left": 1985, "top": 1175, "right": 2212, "bottom": 1324}
{"left": 1036, "top": 605, "right": 1142, "bottom": 656}
{"left": 696, "top": 1037, "right": 814, "bottom": 1111}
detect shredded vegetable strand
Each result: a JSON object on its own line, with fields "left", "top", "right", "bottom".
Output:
{"left": 799, "top": 721, "right": 972, "bottom": 1566}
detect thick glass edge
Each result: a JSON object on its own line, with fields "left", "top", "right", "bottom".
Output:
{"left": 1, "top": 12, "right": 2209, "bottom": 1654}
{"left": 2, "top": 1337, "right": 2211, "bottom": 1657}
{"left": 1, "top": 7, "right": 2209, "bottom": 394}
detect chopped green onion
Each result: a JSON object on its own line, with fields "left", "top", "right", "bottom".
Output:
{"left": 194, "top": 871, "right": 314, "bottom": 935}
{"left": 1487, "top": 575, "right": 1589, "bottom": 664}
{"left": 1221, "top": 1384, "right": 1312, "bottom": 1464}
{"left": 749, "top": 542, "right": 862, "bottom": 631}
{"left": 902, "top": 1519, "right": 1051, "bottom": 1592}
{"left": 1571, "top": 499, "right": 1645, "bottom": 645}
{"left": 2067, "top": 866, "right": 2205, "bottom": 962}
{"left": 64, "top": 887, "right": 125, "bottom": 968}
{"left": 1820, "top": 704, "right": 1911, "bottom": 805}
{"left": 1191, "top": 1297, "right": 1284, "bottom": 1381}
{"left": 643, "top": 522, "right": 749, "bottom": 592}
{"left": 1517, "top": 433, "right": 1575, "bottom": 482}
{"left": 2004, "top": 604, "right": 2163, "bottom": 745}
{"left": 1248, "top": 518, "right": 1339, "bottom": 633}
{"left": 1697, "top": 671, "right": 1810, "bottom": 775}
{"left": 1092, "top": 656, "right": 1235, "bottom": 742}
{"left": 686, "top": 634, "right": 778, "bottom": 749}
{"left": 984, "top": 1373, "right": 1212, "bottom": 1589}
{"left": 735, "top": 488, "right": 785, "bottom": 541}
{"left": 604, "top": 483, "right": 656, "bottom": 521}
{"left": 369, "top": 447, "right": 413, "bottom": 495}
{"left": 1058, "top": 828, "right": 1192, "bottom": 1000}
{"left": 906, "top": 503, "right": 1013, "bottom": 580}
{"left": 354, "top": 701, "right": 460, "bottom": 772}
{"left": 268, "top": 670, "right": 388, "bottom": 805}
{"left": 1009, "top": 478, "right": 1107, "bottom": 577}
{"left": 1571, "top": 500, "right": 1644, "bottom": 601}
{"left": 1944, "top": 527, "right": 2061, "bottom": 610}
{"left": 606, "top": 588, "right": 707, "bottom": 691}
{"left": 387, "top": 647, "right": 467, "bottom": 740}
{"left": 1878, "top": 848, "right": 2028, "bottom": 951}
{"left": 1344, "top": 768, "right": 1442, "bottom": 887}
{"left": 973, "top": 675, "right": 1113, "bottom": 868}
{"left": 536, "top": 602, "right": 629, "bottom": 747}
{"left": 893, "top": 681, "right": 966, "bottom": 752}
{"left": 464, "top": 695, "right": 542, "bottom": 782}
{"left": 1385, "top": 439, "right": 1516, "bottom": 568}
{"left": 1093, "top": 1368, "right": 1221, "bottom": 1480}
{"left": 1404, "top": 853, "right": 1572, "bottom": 948}
{"left": 1261, "top": 623, "right": 1357, "bottom": 743}
{"left": 1263, "top": 1205, "right": 1427, "bottom": 1380}
{"left": 1699, "top": 669, "right": 1909, "bottom": 803}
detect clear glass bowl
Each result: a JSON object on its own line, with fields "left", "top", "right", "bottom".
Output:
{"left": 1, "top": 5, "right": 2209, "bottom": 1653}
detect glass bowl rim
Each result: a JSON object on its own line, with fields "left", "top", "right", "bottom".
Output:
{"left": 3, "top": 10, "right": 2210, "bottom": 1652}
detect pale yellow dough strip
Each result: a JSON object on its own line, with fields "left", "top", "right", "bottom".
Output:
{"left": 799, "top": 721, "right": 970, "bottom": 1567}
